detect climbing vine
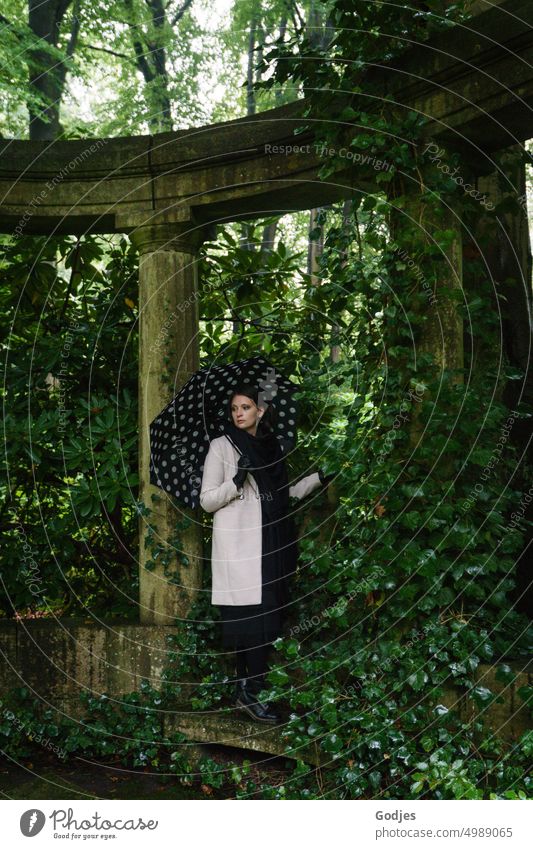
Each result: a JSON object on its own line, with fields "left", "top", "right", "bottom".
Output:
{"left": 1, "top": 0, "right": 532, "bottom": 800}
{"left": 164, "top": 0, "right": 533, "bottom": 798}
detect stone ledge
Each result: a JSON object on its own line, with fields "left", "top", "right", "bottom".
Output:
{"left": 1, "top": 621, "right": 530, "bottom": 756}
{"left": 164, "top": 711, "right": 325, "bottom": 766}
{"left": 0, "top": 620, "right": 181, "bottom": 716}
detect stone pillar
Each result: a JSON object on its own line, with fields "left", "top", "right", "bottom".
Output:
{"left": 390, "top": 181, "right": 463, "bottom": 377}
{"left": 421, "top": 209, "right": 463, "bottom": 376}
{"left": 388, "top": 177, "right": 463, "bottom": 453}
{"left": 411, "top": 202, "right": 463, "bottom": 378}
{"left": 466, "top": 148, "right": 533, "bottom": 619}
{"left": 119, "top": 210, "right": 206, "bottom": 624}
{"left": 468, "top": 146, "right": 532, "bottom": 381}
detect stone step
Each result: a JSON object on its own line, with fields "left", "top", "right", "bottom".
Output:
{"left": 164, "top": 710, "right": 325, "bottom": 766}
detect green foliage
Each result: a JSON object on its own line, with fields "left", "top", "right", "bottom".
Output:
{"left": 0, "top": 683, "right": 185, "bottom": 772}
{"left": 169, "top": 0, "right": 533, "bottom": 800}
{"left": 0, "top": 234, "right": 140, "bottom": 617}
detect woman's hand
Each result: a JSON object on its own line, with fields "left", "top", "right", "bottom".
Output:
{"left": 318, "top": 469, "right": 336, "bottom": 488}
{"left": 233, "top": 454, "right": 252, "bottom": 488}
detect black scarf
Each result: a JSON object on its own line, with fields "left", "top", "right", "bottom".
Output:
{"left": 223, "top": 421, "right": 288, "bottom": 515}
{"left": 222, "top": 421, "right": 297, "bottom": 605}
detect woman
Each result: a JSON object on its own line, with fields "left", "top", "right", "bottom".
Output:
{"left": 199, "top": 382, "right": 333, "bottom": 724}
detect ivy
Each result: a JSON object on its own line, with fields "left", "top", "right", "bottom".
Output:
{"left": 177, "top": 0, "right": 532, "bottom": 799}
{"left": 1, "top": 0, "right": 531, "bottom": 801}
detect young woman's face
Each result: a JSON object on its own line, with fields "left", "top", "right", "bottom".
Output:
{"left": 231, "top": 395, "right": 262, "bottom": 435}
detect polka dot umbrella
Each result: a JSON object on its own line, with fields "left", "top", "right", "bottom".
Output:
{"left": 149, "top": 356, "right": 300, "bottom": 509}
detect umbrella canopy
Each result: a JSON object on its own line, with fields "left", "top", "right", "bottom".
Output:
{"left": 149, "top": 356, "right": 299, "bottom": 509}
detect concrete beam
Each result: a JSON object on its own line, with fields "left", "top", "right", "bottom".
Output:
{"left": 375, "top": 0, "right": 533, "bottom": 158}
{"left": 0, "top": 1, "right": 531, "bottom": 236}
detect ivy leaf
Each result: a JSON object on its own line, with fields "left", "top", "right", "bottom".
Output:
{"left": 495, "top": 664, "right": 515, "bottom": 685}
{"left": 471, "top": 686, "right": 493, "bottom": 705}
{"left": 408, "top": 670, "right": 429, "bottom": 691}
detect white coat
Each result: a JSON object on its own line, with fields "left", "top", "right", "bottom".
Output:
{"left": 199, "top": 434, "right": 322, "bottom": 605}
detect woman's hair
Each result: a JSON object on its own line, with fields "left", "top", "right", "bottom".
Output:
{"left": 226, "top": 382, "right": 277, "bottom": 434}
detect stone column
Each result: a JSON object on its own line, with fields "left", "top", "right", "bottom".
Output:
{"left": 410, "top": 201, "right": 463, "bottom": 377}
{"left": 118, "top": 210, "right": 206, "bottom": 624}
{"left": 388, "top": 177, "right": 463, "bottom": 454}
{"left": 421, "top": 211, "right": 463, "bottom": 376}
{"left": 466, "top": 146, "right": 532, "bottom": 383}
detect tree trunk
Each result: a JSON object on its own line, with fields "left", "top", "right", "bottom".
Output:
{"left": 260, "top": 220, "right": 278, "bottom": 253}
{"left": 146, "top": 0, "right": 173, "bottom": 131}
{"left": 246, "top": 14, "right": 258, "bottom": 116}
{"left": 123, "top": 0, "right": 175, "bottom": 133}
{"left": 275, "top": 14, "right": 288, "bottom": 104}
{"left": 307, "top": 207, "right": 324, "bottom": 284}
{"left": 28, "top": 0, "right": 78, "bottom": 140}
{"left": 239, "top": 221, "right": 255, "bottom": 252}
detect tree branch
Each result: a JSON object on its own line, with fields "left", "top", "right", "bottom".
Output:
{"left": 80, "top": 42, "right": 130, "bottom": 60}
{"left": 169, "top": 0, "right": 194, "bottom": 27}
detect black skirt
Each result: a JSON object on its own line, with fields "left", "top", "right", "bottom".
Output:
{"left": 218, "top": 513, "right": 297, "bottom": 650}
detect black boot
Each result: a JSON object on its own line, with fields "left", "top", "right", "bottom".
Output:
{"left": 235, "top": 678, "right": 281, "bottom": 725}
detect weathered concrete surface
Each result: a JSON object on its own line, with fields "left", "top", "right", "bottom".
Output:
{"left": 0, "top": 1, "right": 531, "bottom": 236}
{"left": 166, "top": 658, "right": 532, "bottom": 764}
{"left": 132, "top": 217, "right": 205, "bottom": 624}
{"left": 0, "top": 620, "right": 179, "bottom": 715}
{"left": 0, "top": 102, "right": 360, "bottom": 236}
{"left": 377, "top": 0, "right": 533, "bottom": 157}
{"left": 164, "top": 712, "right": 326, "bottom": 766}
{"left": 439, "top": 659, "right": 532, "bottom": 743}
